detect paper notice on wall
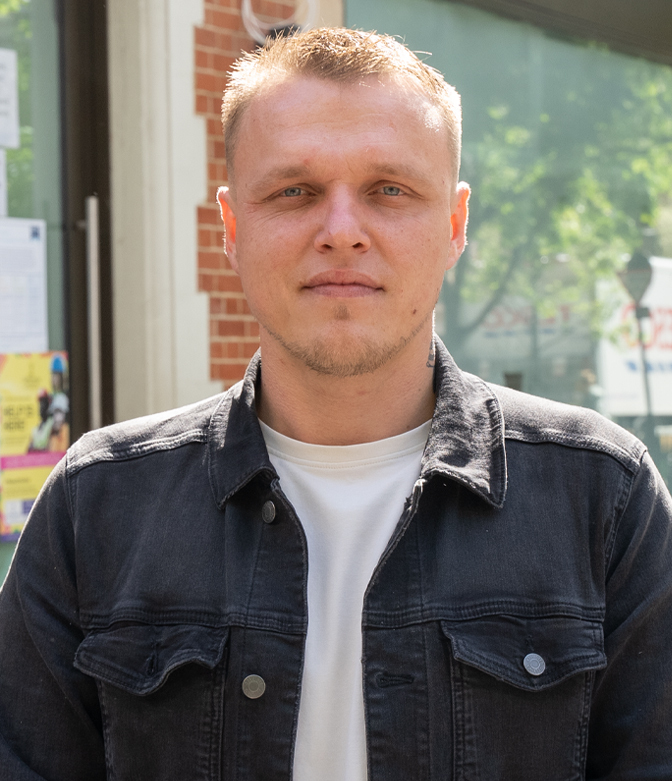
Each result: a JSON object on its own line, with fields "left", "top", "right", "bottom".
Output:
{"left": 0, "top": 351, "right": 70, "bottom": 541}
{"left": 0, "top": 218, "right": 48, "bottom": 353}
{"left": 0, "top": 48, "right": 20, "bottom": 149}
{"left": 0, "top": 149, "right": 6, "bottom": 217}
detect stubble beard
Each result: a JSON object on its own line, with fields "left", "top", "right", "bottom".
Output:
{"left": 263, "top": 306, "right": 434, "bottom": 378}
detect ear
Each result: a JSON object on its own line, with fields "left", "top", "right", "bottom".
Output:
{"left": 446, "top": 182, "right": 470, "bottom": 270}
{"left": 216, "top": 186, "right": 239, "bottom": 272}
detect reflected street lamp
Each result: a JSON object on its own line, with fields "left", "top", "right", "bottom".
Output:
{"left": 619, "top": 251, "right": 656, "bottom": 453}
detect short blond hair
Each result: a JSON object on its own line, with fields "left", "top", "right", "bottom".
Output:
{"left": 221, "top": 28, "right": 462, "bottom": 184}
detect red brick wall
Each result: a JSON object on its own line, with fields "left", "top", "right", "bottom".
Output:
{"left": 195, "top": 0, "right": 296, "bottom": 387}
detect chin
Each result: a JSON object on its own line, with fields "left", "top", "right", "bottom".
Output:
{"left": 260, "top": 305, "right": 434, "bottom": 377}
{"left": 274, "top": 328, "right": 416, "bottom": 378}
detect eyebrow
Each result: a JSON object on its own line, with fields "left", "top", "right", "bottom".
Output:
{"left": 362, "top": 162, "right": 429, "bottom": 183}
{"left": 248, "top": 160, "right": 435, "bottom": 195}
{"left": 362, "top": 162, "right": 443, "bottom": 196}
{"left": 249, "top": 165, "right": 312, "bottom": 194}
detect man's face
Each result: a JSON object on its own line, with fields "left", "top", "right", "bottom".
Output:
{"left": 218, "top": 75, "right": 469, "bottom": 377}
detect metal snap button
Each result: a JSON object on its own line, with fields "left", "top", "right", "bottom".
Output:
{"left": 242, "top": 674, "right": 266, "bottom": 699}
{"left": 261, "top": 500, "right": 276, "bottom": 524}
{"left": 523, "top": 653, "right": 546, "bottom": 676}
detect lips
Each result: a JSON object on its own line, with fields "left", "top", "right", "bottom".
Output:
{"left": 302, "top": 269, "right": 383, "bottom": 297}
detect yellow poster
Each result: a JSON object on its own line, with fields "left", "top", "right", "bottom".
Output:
{"left": 0, "top": 352, "right": 69, "bottom": 540}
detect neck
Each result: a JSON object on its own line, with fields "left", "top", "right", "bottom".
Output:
{"left": 256, "top": 331, "right": 437, "bottom": 446}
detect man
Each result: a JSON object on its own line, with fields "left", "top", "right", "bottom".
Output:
{"left": 1, "top": 28, "right": 671, "bottom": 781}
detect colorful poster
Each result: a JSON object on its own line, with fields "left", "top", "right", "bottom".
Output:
{"left": 0, "top": 351, "right": 69, "bottom": 541}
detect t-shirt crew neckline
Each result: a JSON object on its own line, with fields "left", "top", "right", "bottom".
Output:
{"left": 258, "top": 418, "right": 432, "bottom": 467}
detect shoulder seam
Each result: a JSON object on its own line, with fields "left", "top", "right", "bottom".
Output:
{"left": 67, "top": 429, "right": 207, "bottom": 476}
{"left": 504, "top": 428, "right": 641, "bottom": 473}
{"left": 604, "top": 449, "right": 642, "bottom": 573}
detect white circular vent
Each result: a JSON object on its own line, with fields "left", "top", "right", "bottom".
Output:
{"left": 241, "top": 0, "right": 320, "bottom": 45}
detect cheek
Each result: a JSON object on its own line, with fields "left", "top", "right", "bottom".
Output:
{"left": 403, "top": 259, "right": 448, "bottom": 316}
{"left": 235, "top": 233, "right": 281, "bottom": 277}
{"left": 396, "top": 213, "right": 452, "bottom": 261}
{"left": 233, "top": 245, "right": 295, "bottom": 319}
{"left": 238, "top": 224, "right": 310, "bottom": 277}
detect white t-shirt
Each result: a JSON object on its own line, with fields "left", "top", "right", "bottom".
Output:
{"left": 260, "top": 420, "right": 431, "bottom": 781}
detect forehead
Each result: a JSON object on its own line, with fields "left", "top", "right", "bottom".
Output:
{"left": 231, "top": 74, "right": 449, "bottom": 178}
{"left": 252, "top": 69, "right": 437, "bottom": 107}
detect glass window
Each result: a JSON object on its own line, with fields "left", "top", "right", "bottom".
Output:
{"left": 1, "top": 0, "right": 63, "bottom": 347}
{"left": 1, "top": 0, "right": 64, "bottom": 581}
{"left": 347, "top": 0, "right": 672, "bottom": 485}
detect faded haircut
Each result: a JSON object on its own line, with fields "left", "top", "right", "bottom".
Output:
{"left": 221, "top": 27, "right": 462, "bottom": 185}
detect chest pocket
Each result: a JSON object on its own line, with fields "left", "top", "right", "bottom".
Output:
{"left": 441, "top": 615, "right": 606, "bottom": 781}
{"left": 75, "top": 624, "right": 229, "bottom": 781}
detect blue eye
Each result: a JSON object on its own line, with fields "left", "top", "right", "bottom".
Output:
{"left": 381, "top": 185, "right": 402, "bottom": 196}
{"left": 282, "top": 187, "right": 304, "bottom": 197}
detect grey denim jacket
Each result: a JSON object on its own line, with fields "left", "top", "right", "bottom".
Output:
{"left": 1, "top": 338, "right": 671, "bottom": 780}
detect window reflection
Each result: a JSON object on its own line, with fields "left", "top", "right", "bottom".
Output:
{"left": 347, "top": 0, "right": 672, "bottom": 484}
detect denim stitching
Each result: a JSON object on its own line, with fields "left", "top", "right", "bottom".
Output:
{"left": 79, "top": 608, "right": 306, "bottom": 633}
{"left": 68, "top": 431, "right": 207, "bottom": 476}
{"left": 604, "top": 452, "right": 641, "bottom": 577}
{"left": 96, "top": 680, "right": 116, "bottom": 781}
{"left": 420, "top": 621, "right": 432, "bottom": 780}
{"left": 504, "top": 429, "right": 641, "bottom": 472}
{"left": 574, "top": 670, "right": 595, "bottom": 779}
{"left": 363, "top": 600, "right": 605, "bottom": 627}
{"left": 449, "top": 644, "right": 605, "bottom": 691}
{"left": 77, "top": 644, "right": 228, "bottom": 696}
{"left": 234, "top": 626, "right": 248, "bottom": 781}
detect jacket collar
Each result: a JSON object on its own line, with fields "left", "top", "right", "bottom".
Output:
{"left": 208, "top": 337, "right": 507, "bottom": 510}
{"left": 424, "top": 338, "right": 507, "bottom": 508}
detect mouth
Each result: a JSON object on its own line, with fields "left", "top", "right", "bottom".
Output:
{"left": 302, "top": 270, "right": 383, "bottom": 298}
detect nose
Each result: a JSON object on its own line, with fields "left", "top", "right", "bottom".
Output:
{"left": 314, "top": 189, "right": 371, "bottom": 253}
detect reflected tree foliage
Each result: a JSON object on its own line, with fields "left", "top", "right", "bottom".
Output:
{"left": 0, "top": 0, "right": 32, "bottom": 217}
{"left": 444, "top": 50, "right": 672, "bottom": 364}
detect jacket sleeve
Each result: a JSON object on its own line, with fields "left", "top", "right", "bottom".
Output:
{"left": 587, "top": 451, "right": 672, "bottom": 779}
{"left": 0, "top": 458, "right": 106, "bottom": 781}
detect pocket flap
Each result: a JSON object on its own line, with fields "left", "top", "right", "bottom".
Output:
{"left": 74, "top": 624, "right": 229, "bottom": 696}
{"left": 441, "top": 615, "right": 606, "bottom": 692}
